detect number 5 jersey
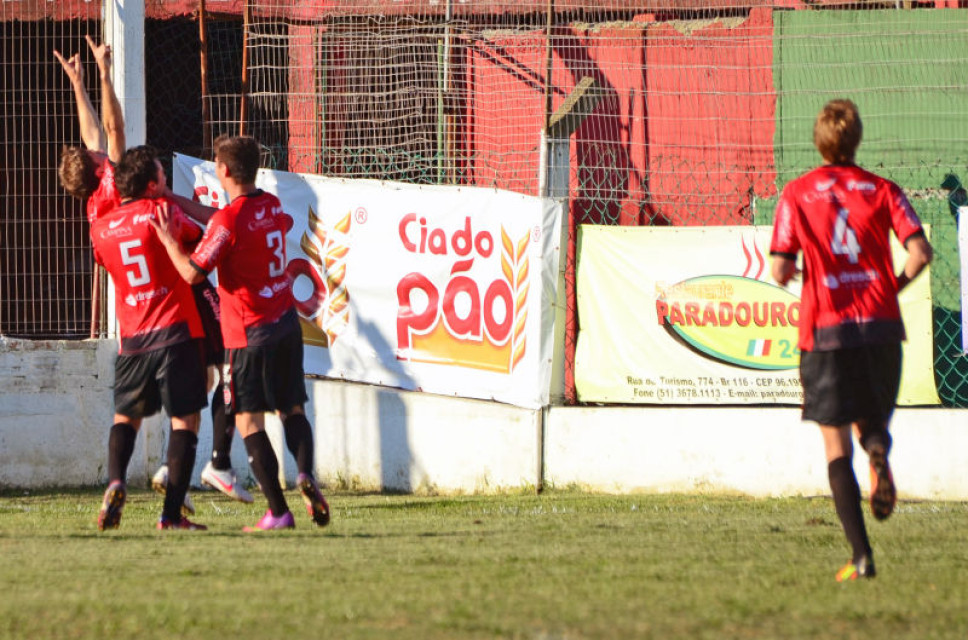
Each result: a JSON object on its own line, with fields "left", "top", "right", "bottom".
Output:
{"left": 91, "top": 198, "right": 204, "bottom": 355}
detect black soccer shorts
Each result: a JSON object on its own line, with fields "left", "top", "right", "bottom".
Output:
{"left": 114, "top": 338, "right": 209, "bottom": 419}
{"left": 192, "top": 279, "right": 225, "bottom": 367}
{"left": 225, "top": 326, "right": 309, "bottom": 414}
{"left": 799, "top": 342, "right": 902, "bottom": 427}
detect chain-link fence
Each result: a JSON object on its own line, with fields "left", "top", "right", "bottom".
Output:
{"left": 2, "top": 1, "right": 967, "bottom": 405}
{"left": 0, "top": 9, "right": 101, "bottom": 339}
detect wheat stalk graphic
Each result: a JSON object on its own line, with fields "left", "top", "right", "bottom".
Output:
{"left": 500, "top": 227, "right": 530, "bottom": 371}
{"left": 300, "top": 206, "right": 352, "bottom": 345}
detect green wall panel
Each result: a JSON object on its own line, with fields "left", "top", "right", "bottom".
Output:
{"left": 773, "top": 9, "right": 968, "bottom": 190}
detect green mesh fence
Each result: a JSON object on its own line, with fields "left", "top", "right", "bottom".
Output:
{"left": 4, "top": 3, "right": 968, "bottom": 407}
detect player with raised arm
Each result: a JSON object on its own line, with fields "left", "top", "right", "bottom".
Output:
{"left": 55, "top": 38, "right": 252, "bottom": 507}
{"left": 55, "top": 36, "right": 124, "bottom": 221}
{"left": 92, "top": 146, "right": 209, "bottom": 531}
{"left": 152, "top": 135, "right": 330, "bottom": 531}
{"left": 770, "top": 99, "right": 933, "bottom": 581}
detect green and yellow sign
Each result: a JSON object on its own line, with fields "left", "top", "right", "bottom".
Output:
{"left": 574, "top": 225, "right": 939, "bottom": 406}
{"left": 657, "top": 275, "right": 801, "bottom": 371}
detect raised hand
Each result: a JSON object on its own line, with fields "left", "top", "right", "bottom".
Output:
{"left": 86, "top": 35, "right": 112, "bottom": 78}
{"left": 149, "top": 199, "right": 176, "bottom": 244}
{"left": 53, "top": 50, "right": 84, "bottom": 87}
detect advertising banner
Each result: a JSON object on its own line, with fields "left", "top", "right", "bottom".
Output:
{"left": 174, "top": 154, "right": 563, "bottom": 409}
{"left": 574, "top": 225, "right": 939, "bottom": 406}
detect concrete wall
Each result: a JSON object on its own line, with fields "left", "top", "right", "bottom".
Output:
{"left": 1, "top": 339, "right": 965, "bottom": 501}
{"left": 0, "top": 339, "right": 117, "bottom": 486}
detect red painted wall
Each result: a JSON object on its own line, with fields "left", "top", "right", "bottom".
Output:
{"left": 464, "top": 10, "right": 776, "bottom": 226}
{"left": 563, "top": 25, "right": 650, "bottom": 226}
{"left": 287, "top": 24, "right": 322, "bottom": 174}
{"left": 644, "top": 7, "right": 776, "bottom": 225}
{"left": 465, "top": 30, "right": 550, "bottom": 196}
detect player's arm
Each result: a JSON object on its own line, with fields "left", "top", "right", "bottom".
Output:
{"left": 87, "top": 36, "right": 125, "bottom": 164}
{"left": 771, "top": 254, "right": 799, "bottom": 287}
{"left": 163, "top": 187, "right": 217, "bottom": 224}
{"left": 770, "top": 192, "right": 801, "bottom": 287}
{"left": 84, "top": 36, "right": 127, "bottom": 164}
{"left": 896, "top": 232, "right": 933, "bottom": 293}
{"left": 149, "top": 200, "right": 207, "bottom": 285}
{"left": 54, "top": 49, "right": 105, "bottom": 153}
{"left": 888, "top": 184, "right": 933, "bottom": 292}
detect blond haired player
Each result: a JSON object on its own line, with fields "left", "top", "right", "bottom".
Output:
{"left": 55, "top": 38, "right": 252, "bottom": 510}
{"left": 770, "top": 99, "right": 932, "bottom": 581}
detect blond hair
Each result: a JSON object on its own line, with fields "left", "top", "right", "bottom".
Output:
{"left": 58, "top": 147, "right": 99, "bottom": 200}
{"left": 813, "top": 99, "right": 862, "bottom": 164}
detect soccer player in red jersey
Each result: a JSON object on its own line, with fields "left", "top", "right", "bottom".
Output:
{"left": 91, "top": 146, "right": 209, "bottom": 530}
{"left": 152, "top": 135, "right": 330, "bottom": 531}
{"left": 55, "top": 39, "right": 251, "bottom": 507}
{"left": 770, "top": 99, "right": 933, "bottom": 581}
{"left": 55, "top": 36, "right": 124, "bottom": 223}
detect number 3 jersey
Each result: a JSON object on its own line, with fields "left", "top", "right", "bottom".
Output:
{"left": 91, "top": 198, "right": 204, "bottom": 355}
{"left": 770, "top": 164, "right": 925, "bottom": 352}
{"left": 188, "top": 190, "right": 296, "bottom": 348}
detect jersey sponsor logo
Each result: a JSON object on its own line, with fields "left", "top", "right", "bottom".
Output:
{"left": 254, "top": 207, "right": 266, "bottom": 220}
{"left": 847, "top": 180, "right": 876, "bottom": 192}
{"left": 195, "top": 227, "right": 231, "bottom": 266}
{"left": 257, "top": 281, "right": 290, "bottom": 299}
{"left": 801, "top": 189, "right": 837, "bottom": 205}
{"left": 247, "top": 216, "right": 275, "bottom": 232}
{"left": 99, "top": 225, "right": 133, "bottom": 239}
{"left": 123, "top": 286, "right": 170, "bottom": 306}
{"left": 108, "top": 217, "right": 126, "bottom": 229}
{"left": 800, "top": 177, "right": 838, "bottom": 205}
{"left": 823, "top": 269, "right": 878, "bottom": 290}
{"left": 655, "top": 275, "right": 801, "bottom": 371}
{"left": 896, "top": 193, "right": 922, "bottom": 228}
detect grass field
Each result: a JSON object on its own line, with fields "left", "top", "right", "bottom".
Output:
{"left": 1, "top": 488, "right": 966, "bottom": 640}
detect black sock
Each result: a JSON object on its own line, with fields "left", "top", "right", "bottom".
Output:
{"left": 244, "top": 431, "right": 289, "bottom": 517}
{"left": 828, "top": 456, "right": 872, "bottom": 563}
{"left": 163, "top": 430, "right": 198, "bottom": 522}
{"left": 210, "top": 388, "right": 235, "bottom": 471}
{"left": 283, "top": 413, "right": 315, "bottom": 477}
{"left": 859, "top": 429, "right": 892, "bottom": 456}
{"left": 107, "top": 423, "right": 138, "bottom": 483}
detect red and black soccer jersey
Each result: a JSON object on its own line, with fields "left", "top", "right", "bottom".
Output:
{"left": 86, "top": 156, "right": 121, "bottom": 225}
{"left": 770, "top": 164, "right": 925, "bottom": 352}
{"left": 189, "top": 189, "right": 296, "bottom": 348}
{"left": 91, "top": 198, "right": 204, "bottom": 355}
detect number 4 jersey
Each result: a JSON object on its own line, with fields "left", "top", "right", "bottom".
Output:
{"left": 770, "top": 164, "right": 925, "bottom": 352}
{"left": 188, "top": 190, "right": 296, "bottom": 348}
{"left": 91, "top": 198, "right": 204, "bottom": 355}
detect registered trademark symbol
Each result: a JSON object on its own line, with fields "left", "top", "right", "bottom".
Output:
{"left": 355, "top": 207, "right": 368, "bottom": 224}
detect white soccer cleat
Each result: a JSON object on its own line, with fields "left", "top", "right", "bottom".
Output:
{"left": 150, "top": 464, "right": 196, "bottom": 516}
{"left": 200, "top": 461, "right": 254, "bottom": 503}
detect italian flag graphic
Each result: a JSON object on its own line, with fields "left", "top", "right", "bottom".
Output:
{"left": 746, "top": 339, "right": 772, "bottom": 357}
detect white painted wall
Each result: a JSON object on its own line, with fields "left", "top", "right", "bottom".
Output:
{"left": 1, "top": 339, "right": 965, "bottom": 502}
{"left": 0, "top": 339, "right": 118, "bottom": 486}
{"left": 309, "top": 379, "right": 540, "bottom": 493}
{"left": 544, "top": 406, "right": 968, "bottom": 500}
